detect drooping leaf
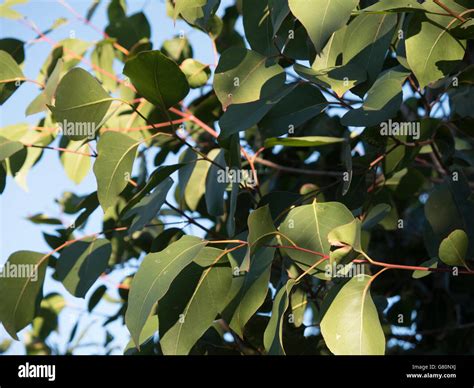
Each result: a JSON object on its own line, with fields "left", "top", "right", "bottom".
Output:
{"left": 0, "top": 135, "right": 24, "bottom": 161}
{"left": 60, "top": 139, "right": 91, "bottom": 184}
{"left": 56, "top": 238, "right": 112, "bottom": 298}
{"left": 160, "top": 262, "right": 232, "bottom": 355}
{"left": 320, "top": 274, "right": 385, "bottom": 355}
{"left": 263, "top": 279, "right": 295, "bottom": 355}
{"left": 205, "top": 149, "right": 227, "bottom": 216}
{"left": 93, "top": 131, "right": 138, "bottom": 211}
{"left": 124, "top": 177, "right": 173, "bottom": 234}
{"left": 0, "top": 251, "right": 47, "bottom": 340}
{"left": 125, "top": 235, "right": 207, "bottom": 347}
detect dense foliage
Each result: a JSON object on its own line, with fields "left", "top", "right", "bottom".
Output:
{"left": 1, "top": 0, "right": 474, "bottom": 355}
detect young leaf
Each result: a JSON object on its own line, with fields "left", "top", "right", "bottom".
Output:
{"left": 56, "top": 238, "right": 112, "bottom": 298}
{"left": 125, "top": 235, "right": 207, "bottom": 347}
{"left": 0, "top": 251, "right": 48, "bottom": 340}
{"left": 93, "top": 131, "right": 138, "bottom": 212}
{"left": 320, "top": 274, "right": 385, "bottom": 355}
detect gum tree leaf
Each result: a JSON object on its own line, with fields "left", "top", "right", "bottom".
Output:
{"left": 269, "top": 0, "right": 290, "bottom": 34}
{"left": 259, "top": 83, "right": 328, "bottom": 138}
{"left": 123, "top": 50, "right": 190, "bottom": 113}
{"left": 0, "top": 251, "right": 47, "bottom": 340}
{"left": 160, "top": 263, "right": 232, "bottom": 355}
{"left": 320, "top": 274, "right": 385, "bottom": 355}
{"left": 439, "top": 229, "right": 469, "bottom": 268}
{"left": 48, "top": 68, "right": 113, "bottom": 140}
{"left": 181, "top": 59, "right": 211, "bottom": 88}
{"left": 343, "top": 13, "right": 397, "bottom": 85}
{"left": 327, "top": 219, "right": 363, "bottom": 252}
{"left": 60, "top": 140, "right": 91, "bottom": 184}
{"left": 0, "top": 135, "right": 24, "bottom": 161}
{"left": 205, "top": 149, "right": 227, "bottom": 216}
{"left": 93, "top": 131, "right": 138, "bottom": 212}
{"left": 219, "top": 83, "right": 296, "bottom": 139}
{"left": 105, "top": 12, "right": 151, "bottom": 50}
{"left": 227, "top": 247, "right": 275, "bottom": 337}
{"left": 406, "top": 11, "right": 466, "bottom": 89}
{"left": 213, "top": 47, "right": 286, "bottom": 109}
{"left": 341, "top": 67, "right": 410, "bottom": 126}
{"left": 125, "top": 235, "right": 207, "bottom": 347}
{"left": 0, "top": 50, "right": 24, "bottom": 105}
{"left": 56, "top": 238, "right": 112, "bottom": 298}
{"left": 173, "top": 0, "right": 207, "bottom": 20}
{"left": 412, "top": 258, "right": 438, "bottom": 279}
{"left": 243, "top": 0, "right": 279, "bottom": 56}
{"left": 26, "top": 58, "right": 63, "bottom": 116}
{"left": 362, "top": 203, "right": 391, "bottom": 230}
{"left": 264, "top": 136, "right": 344, "bottom": 148}
{"left": 288, "top": 0, "right": 359, "bottom": 53}
{"left": 124, "top": 177, "right": 173, "bottom": 234}
{"left": 279, "top": 201, "right": 354, "bottom": 266}
{"left": 263, "top": 279, "right": 296, "bottom": 355}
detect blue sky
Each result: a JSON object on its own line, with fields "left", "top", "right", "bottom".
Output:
{"left": 0, "top": 0, "right": 236, "bottom": 354}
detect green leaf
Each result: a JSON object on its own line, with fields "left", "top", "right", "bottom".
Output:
{"left": 125, "top": 235, "right": 207, "bottom": 347}
{"left": 214, "top": 47, "right": 286, "bottom": 109}
{"left": 259, "top": 83, "right": 327, "bottom": 138}
{"left": 26, "top": 58, "right": 63, "bottom": 116}
{"left": 362, "top": 203, "right": 391, "bottom": 230}
{"left": 160, "top": 262, "right": 232, "bottom": 355}
{"left": 290, "top": 287, "right": 307, "bottom": 328}
{"left": 48, "top": 68, "right": 113, "bottom": 140}
{"left": 173, "top": 0, "right": 207, "bottom": 20}
{"left": 327, "top": 219, "right": 363, "bottom": 252}
{"left": 406, "top": 11, "right": 466, "bottom": 89}
{"left": 294, "top": 63, "right": 366, "bottom": 97}
{"left": 269, "top": 0, "right": 290, "bottom": 34}
{"left": 105, "top": 12, "right": 151, "bottom": 50}
{"left": 0, "top": 251, "right": 47, "bottom": 340}
{"left": 56, "top": 238, "right": 112, "bottom": 298}
{"left": 360, "top": 0, "right": 425, "bottom": 13}
{"left": 341, "top": 67, "right": 410, "bottom": 126}
{"left": 184, "top": 158, "right": 212, "bottom": 211}
{"left": 0, "top": 0, "right": 27, "bottom": 20}
{"left": 279, "top": 201, "right": 354, "bottom": 267}
{"left": 412, "top": 258, "right": 438, "bottom": 279}
{"left": 91, "top": 39, "right": 116, "bottom": 92}
{"left": 60, "top": 140, "right": 91, "bottom": 184}
{"left": 0, "top": 135, "right": 23, "bottom": 161}
{"left": 343, "top": 13, "right": 397, "bottom": 85}
{"left": 161, "top": 36, "right": 193, "bottom": 63}
{"left": 123, "top": 50, "right": 189, "bottom": 112}
{"left": 263, "top": 279, "right": 295, "bottom": 355}
{"left": 320, "top": 274, "right": 385, "bottom": 355}
{"left": 219, "top": 83, "right": 296, "bottom": 139}
{"left": 124, "top": 315, "right": 158, "bottom": 354}
{"left": 124, "top": 177, "right": 173, "bottom": 234}
{"left": 181, "top": 59, "right": 211, "bottom": 88}
{"left": 288, "top": 0, "right": 358, "bottom": 53}
{"left": 243, "top": 0, "right": 279, "bottom": 56}
{"left": 205, "top": 149, "right": 227, "bottom": 216}
{"left": 264, "top": 136, "right": 344, "bottom": 148}
{"left": 227, "top": 247, "right": 275, "bottom": 337}
{"left": 439, "top": 229, "right": 469, "bottom": 268}
{"left": 0, "top": 50, "right": 24, "bottom": 105}
{"left": 93, "top": 131, "right": 138, "bottom": 212}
